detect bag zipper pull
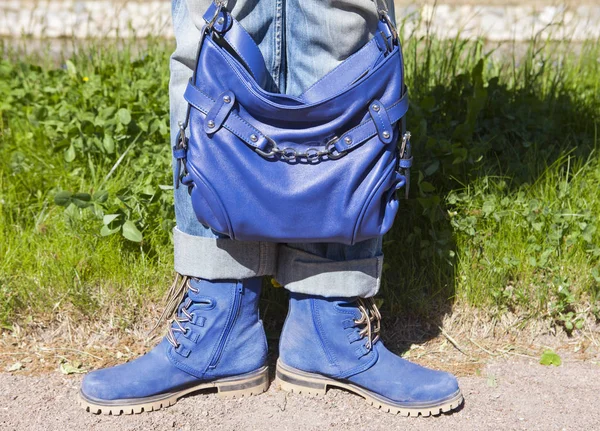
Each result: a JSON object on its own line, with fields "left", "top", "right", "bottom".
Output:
{"left": 173, "top": 122, "right": 188, "bottom": 189}
{"left": 398, "top": 132, "right": 412, "bottom": 199}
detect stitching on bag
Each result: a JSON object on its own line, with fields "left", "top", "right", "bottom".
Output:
{"left": 224, "top": 115, "right": 263, "bottom": 147}
{"left": 233, "top": 112, "right": 262, "bottom": 136}
{"left": 187, "top": 99, "right": 208, "bottom": 115}
{"left": 342, "top": 95, "right": 406, "bottom": 150}
{"left": 185, "top": 86, "right": 213, "bottom": 114}
{"left": 373, "top": 109, "right": 386, "bottom": 137}
{"left": 351, "top": 162, "right": 396, "bottom": 243}
{"left": 371, "top": 105, "right": 390, "bottom": 141}
{"left": 193, "top": 40, "right": 404, "bottom": 151}
{"left": 186, "top": 163, "right": 234, "bottom": 238}
{"left": 343, "top": 121, "right": 372, "bottom": 149}
{"left": 224, "top": 34, "right": 259, "bottom": 80}
{"left": 188, "top": 84, "right": 264, "bottom": 147}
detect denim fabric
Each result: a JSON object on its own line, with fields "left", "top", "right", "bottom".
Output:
{"left": 170, "top": 0, "right": 394, "bottom": 297}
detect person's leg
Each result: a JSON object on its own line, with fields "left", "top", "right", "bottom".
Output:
{"left": 275, "top": 0, "right": 463, "bottom": 416}
{"left": 79, "top": 0, "right": 285, "bottom": 414}
{"left": 171, "top": 0, "right": 282, "bottom": 280}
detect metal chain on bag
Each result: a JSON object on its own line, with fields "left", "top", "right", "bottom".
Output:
{"left": 254, "top": 131, "right": 412, "bottom": 164}
{"left": 254, "top": 136, "right": 347, "bottom": 162}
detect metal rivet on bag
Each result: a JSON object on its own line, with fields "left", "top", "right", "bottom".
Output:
{"left": 382, "top": 131, "right": 390, "bottom": 139}
{"left": 344, "top": 136, "right": 352, "bottom": 145}
{"left": 217, "top": 17, "right": 225, "bottom": 25}
{"left": 207, "top": 120, "right": 215, "bottom": 128}
{"left": 223, "top": 95, "right": 231, "bottom": 103}
{"left": 372, "top": 104, "right": 380, "bottom": 112}
{"left": 250, "top": 134, "right": 258, "bottom": 142}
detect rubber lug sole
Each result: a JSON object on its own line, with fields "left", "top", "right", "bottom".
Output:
{"left": 275, "top": 360, "right": 463, "bottom": 417}
{"left": 79, "top": 365, "right": 269, "bottom": 415}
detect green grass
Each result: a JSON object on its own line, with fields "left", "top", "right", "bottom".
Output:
{"left": 0, "top": 39, "right": 175, "bottom": 327}
{"left": 1, "top": 33, "right": 599, "bottom": 333}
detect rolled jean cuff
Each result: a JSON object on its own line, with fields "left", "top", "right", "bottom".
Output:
{"left": 173, "top": 227, "right": 277, "bottom": 280}
{"left": 275, "top": 245, "right": 382, "bottom": 298}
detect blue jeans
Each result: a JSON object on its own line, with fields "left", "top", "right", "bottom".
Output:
{"left": 170, "top": 0, "right": 394, "bottom": 297}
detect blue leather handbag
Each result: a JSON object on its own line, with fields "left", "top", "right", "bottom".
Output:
{"left": 174, "top": 1, "right": 412, "bottom": 245}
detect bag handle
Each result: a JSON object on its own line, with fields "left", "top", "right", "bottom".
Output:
{"left": 300, "top": 19, "right": 396, "bottom": 103}
{"left": 201, "top": 0, "right": 398, "bottom": 93}
{"left": 202, "top": 1, "right": 271, "bottom": 89}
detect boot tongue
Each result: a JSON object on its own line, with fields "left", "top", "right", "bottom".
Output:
{"left": 335, "top": 298, "right": 364, "bottom": 320}
{"left": 148, "top": 274, "right": 207, "bottom": 347}
{"left": 186, "top": 278, "right": 218, "bottom": 305}
{"left": 148, "top": 274, "right": 190, "bottom": 336}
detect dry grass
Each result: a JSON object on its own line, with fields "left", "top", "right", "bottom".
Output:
{"left": 2, "top": 301, "right": 597, "bottom": 377}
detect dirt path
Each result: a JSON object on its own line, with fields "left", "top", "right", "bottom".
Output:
{"left": 1, "top": 357, "right": 599, "bottom": 431}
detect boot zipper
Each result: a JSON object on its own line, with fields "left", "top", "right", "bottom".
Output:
{"left": 208, "top": 282, "right": 243, "bottom": 368}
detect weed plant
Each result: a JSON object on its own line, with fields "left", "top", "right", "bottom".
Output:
{"left": 0, "top": 32, "right": 599, "bottom": 333}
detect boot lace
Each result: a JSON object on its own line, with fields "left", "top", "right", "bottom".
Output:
{"left": 354, "top": 297, "right": 382, "bottom": 350}
{"left": 149, "top": 273, "right": 199, "bottom": 348}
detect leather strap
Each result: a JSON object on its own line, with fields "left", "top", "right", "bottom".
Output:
{"left": 184, "top": 81, "right": 270, "bottom": 152}
{"left": 368, "top": 99, "right": 394, "bottom": 144}
{"left": 184, "top": 81, "right": 409, "bottom": 156}
{"left": 204, "top": 91, "right": 235, "bottom": 134}
{"left": 334, "top": 89, "right": 409, "bottom": 153}
{"left": 296, "top": 19, "right": 396, "bottom": 103}
{"left": 399, "top": 157, "right": 413, "bottom": 169}
{"left": 203, "top": 2, "right": 269, "bottom": 89}
{"left": 300, "top": 38, "right": 383, "bottom": 103}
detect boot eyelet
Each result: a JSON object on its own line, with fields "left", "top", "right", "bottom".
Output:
{"left": 175, "top": 343, "right": 192, "bottom": 357}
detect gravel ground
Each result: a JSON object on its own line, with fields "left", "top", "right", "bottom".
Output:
{"left": 1, "top": 357, "right": 599, "bottom": 431}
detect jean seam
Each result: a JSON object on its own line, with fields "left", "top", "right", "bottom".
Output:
{"left": 272, "top": 0, "right": 284, "bottom": 91}
{"left": 171, "top": 0, "right": 185, "bottom": 29}
{"left": 373, "top": 255, "right": 382, "bottom": 297}
{"left": 258, "top": 242, "right": 267, "bottom": 275}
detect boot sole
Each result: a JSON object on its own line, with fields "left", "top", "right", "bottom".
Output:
{"left": 275, "top": 360, "right": 463, "bottom": 417}
{"left": 79, "top": 365, "right": 269, "bottom": 415}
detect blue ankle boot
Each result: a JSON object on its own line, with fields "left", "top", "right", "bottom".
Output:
{"left": 277, "top": 293, "right": 463, "bottom": 416}
{"left": 80, "top": 275, "right": 269, "bottom": 414}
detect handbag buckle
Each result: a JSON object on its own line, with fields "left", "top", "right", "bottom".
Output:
{"left": 376, "top": 0, "right": 398, "bottom": 41}
{"left": 399, "top": 131, "right": 410, "bottom": 158}
{"left": 398, "top": 132, "right": 412, "bottom": 198}
{"left": 173, "top": 122, "right": 189, "bottom": 189}
{"left": 325, "top": 137, "right": 347, "bottom": 160}
{"left": 205, "top": 2, "right": 224, "bottom": 31}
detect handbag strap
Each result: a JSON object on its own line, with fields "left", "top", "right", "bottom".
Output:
{"left": 202, "top": 2, "right": 270, "bottom": 89}
{"left": 329, "top": 91, "right": 409, "bottom": 153}
{"left": 184, "top": 80, "right": 409, "bottom": 158}
{"left": 182, "top": 1, "right": 408, "bottom": 162}
{"left": 184, "top": 81, "right": 271, "bottom": 152}
{"left": 300, "top": 38, "right": 382, "bottom": 103}
{"left": 202, "top": 1, "right": 398, "bottom": 96}
{"left": 300, "top": 14, "right": 399, "bottom": 102}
